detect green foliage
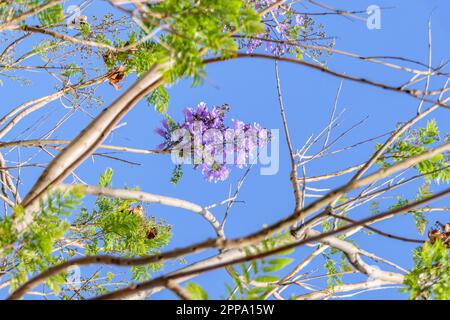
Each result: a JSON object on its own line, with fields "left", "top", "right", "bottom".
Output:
{"left": 404, "top": 240, "right": 450, "bottom": 300}
{"left": 80, "top": 23, "right": 91, "bottom": 38}
{"left": 292, "top": 16, "right": 328, "bottom": 60}
{"left": 320, "top": 212, "right": 353, "bottom": 288}
{"left": 225, "top": 232, "right": 294, "bottom": 300}
{"left": 3, "top": 186, "right": 85, "bottom": 291}
{"left": 95, "top": 34, "right": 113, "bottom": 46}
{"left": 262, "top": 258, "right": 293, "bottom": 273}
{"left": 147, "top": 86, "right": 170, "bottom": 114}
{"left": 390, "top": 196, "right": 409, "bottom": 211}
{"left": 30, "top": 40, "right": 59, "bottom": 63}
{"left": 61, "top": 62, "right": 82, "bottom": 78}
{"left": 170, "top": 164, "right": 184, "bottom": 185}
{"left": 186, "top": 282, "right": 209, "bottom": 300}
{"left": 376, "top": 120, "right": 450, "bottom": 184}
{"left": 100, "top": 0, "right": 263, "bottom": 87}
{"left": 373, "top": 120, "right": 449, "bottom": 236}
{"left": 125, "top": 40, "right": 162, "bottom": 75}
{"left": 390, "top": 182, "right": 433, "bottom": 235}
{"left": 412, "top": 210, "right": 428, "bottom": 235}
{"left": 75, "top": 168, "right": 172, "bottom": 283}
{"left": 323, "top": 254, "right": 341, "bottom": 287}
{"left": 99, "top": 167, "right": 114, "bottom": 188}
{"left": 0, "top": 1, "right": 60, "bottom": 25}
{"left": 0, "top": 0, "right": 265, "bottom": 109}
{"left": 411, "top": 183, "right": 432, "bottom": 234}
{"left": 323, "top": 248, "right": 352, "bottom": 288}
{"left": 0, "top": 168, "right": 173, "bottom": 297}
{"left": 37, "top": 3, "right": 63, "bottom": 27}
{"left": 370, "top": 201, "right": 380, "bottom": 215}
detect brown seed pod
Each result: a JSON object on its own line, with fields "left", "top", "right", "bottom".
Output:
{"left": 146, "top": 227, "right": 158, "bottom": 240}
{"left": 108, "top": 65, "right": 126, "bottom": 91}
{"left": 444, "top": 223, "right": 450, "bottom": 236}
{"left": 428, "top": 229, "right": 445, "bottom": 244}
{"left": 131, "top": 205, "right": 144, "bottom": 218}
{"left": 123, "top": 41, "right": 138, "bottom": 54}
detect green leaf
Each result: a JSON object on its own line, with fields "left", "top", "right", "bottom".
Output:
{"left": 106, "top": 272, "right": 114, "bottom": 281}
{"left": 99, "top": 168, "right": 114, "bottom": 188}
{"left": 404, "top": 240, "right": 450, "bottom": 300}
{"left": 185, "top": 282, "right": 209, "bottom": 300}
{"left": 262, "top": 258, "right": 293, "bottom": 272}
{"left": 37, "top": 4, "right": 64, "bottom": 27}
{"left": 170, "top": 164, "right": 183, "bottom": 185}
{"left": 147, "top": 86, "right": 169, "bottom": 114}
{"left": 255, "top": 275, "right": 279, "bottom": 283}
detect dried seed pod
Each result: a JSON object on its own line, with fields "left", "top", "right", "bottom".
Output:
{"left": 125, "top": 205, "right": 144, "bottom": 219}
{"left": 70, "top": 15, "right": 88, "bottom": 28}
{"left": 108, "top": 65, "right": 126, "bottom": 90}
{"left": 146, "top": 227, "right": 158, "bottom": 240}
{"left": 444, "top": 223, "right": 450, "bottom": 236}
{"left": 131, "top": 205, "right": 144, "bottom": 218}
{"left": 123, "top": 41, "right": 138, "bottom": 54}
{"left": 77, "top": 15, "right": 88, "bottom": 25}
{"left": 428, "top": 229, "right": 445, "bottom": 244}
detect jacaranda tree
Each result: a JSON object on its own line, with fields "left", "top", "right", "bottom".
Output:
{"left": 0, "top": 0, "right": 449, "bottom": 300}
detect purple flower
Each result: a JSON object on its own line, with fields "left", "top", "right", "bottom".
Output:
{"left": 275, "top": 23, "right": 287, "bottom": 37}
{"left": 196, "top": 102, "right": 209, "bottom": 118}
{"left": 162, "top": 119, "right": 169, "bottom": 130}
{"left": 247, "top": 38, "right": 263, "bottom": 53}
{"left": 183, "top": 108, "right": 194, "bottom": 122}
{"left": 154, "top": 119, "right": 172, "bottom": 149}
{"left": 295, "top": 14, "right": 304, "bottom": 26}
{"left": 154, "top": 127, "right": 166, "bottom": 137}
{"left": 156, "top": 143, "right": 166, "bottom": 151}
{"left": 202, "top": 162, "right": 230, "bottom": 183}
{"left": 242, "top": 2, "right": 317, "bottom": 58}
{"left": 232, "top": 119, "right": 245, "bottom": 131}
{"left": 155, "top": 102, "right": 269, "bottom": 182}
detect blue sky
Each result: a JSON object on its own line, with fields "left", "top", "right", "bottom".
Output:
{"left": 1, "top": 0, "right": 449, "bottom": 299}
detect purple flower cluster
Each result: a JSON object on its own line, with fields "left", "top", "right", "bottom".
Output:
{"left": 245, "top": 1, "right": 307, "bottom": 56}
{"left": 155, "top": 119, "right": 172, "bottom": 151}
{"left": 155, "top": 102, "right": 270, "bottom": 183}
